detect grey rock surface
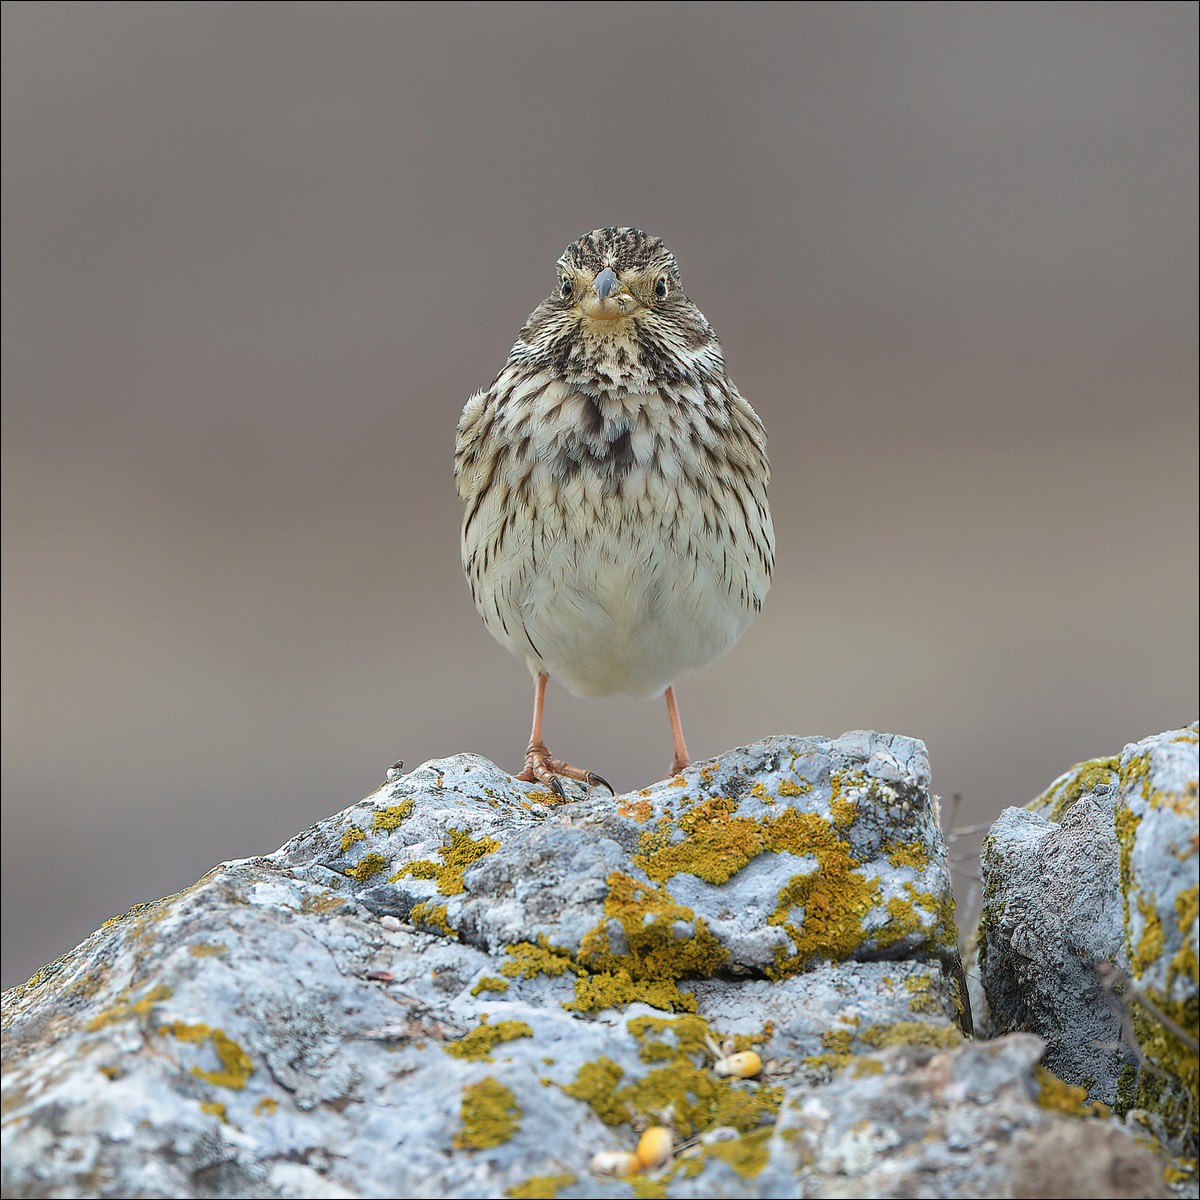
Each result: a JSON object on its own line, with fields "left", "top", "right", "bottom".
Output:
{"left": 973, "top": 722, "right": 1198, "bottom": 1161}
{"left": 1, "top": 732, "right": 1183, "bottom": 1198}
{"left": 760, "top": 1033, "right": 1169, "bottom": 1200}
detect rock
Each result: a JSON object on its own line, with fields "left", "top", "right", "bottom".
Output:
{"left": 0, "top": 732, "right": 1179, "bottom": 1198}
{"left": 972, "top": 722, "right": 1198, "bottom": 1164}
{"left": 759, "top": 1034, "right": 1169, "bottom": 1200}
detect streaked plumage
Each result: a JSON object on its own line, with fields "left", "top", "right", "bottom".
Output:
{"left": 455, "top": 227, "right": 773, "bottom": 791}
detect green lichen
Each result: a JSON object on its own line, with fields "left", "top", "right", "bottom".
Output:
{"left": 409, "top": 901, "right": 457, "bottom": 938}
{"left": 160, "top": 1022, "right": 254, "bottom": 1089}
{"left": 392, "top": 828, "right": 499, "bottom": 895}
{"left": 471, "top": 976, "right": 511, "bottom": 996}
{"left": 444, "top": 1019, "right": 533, "bottom": 1061}
{"left": 454, "top": 1077, "right": 521, "bottom": 1149}
{"left": 506, "top": 1175, "right": 576, "bottom": 1199}
{"left": 372, "top": 800, "right": 415, "bottom": 831}
{"left": 345, "top": 852, "right": 387, "bottom": 882}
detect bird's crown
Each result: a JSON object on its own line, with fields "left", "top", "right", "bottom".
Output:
{"left": 558, "top": 227, "right": 680, "bottom": 286}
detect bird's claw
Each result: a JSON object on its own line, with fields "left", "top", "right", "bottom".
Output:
{"left": 517, "top": 743, "right": 614, "bottom": 798}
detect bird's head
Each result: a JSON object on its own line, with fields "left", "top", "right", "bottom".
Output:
{"left": 555, "top": 227, "right": 682, "bottom": 325}
{"left": 513, "top": 228, "right": 723, "bottom": 388}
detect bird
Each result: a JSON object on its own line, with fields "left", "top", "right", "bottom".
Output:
{"left": 454, "top": 227, "right": 774, "bottom": 796}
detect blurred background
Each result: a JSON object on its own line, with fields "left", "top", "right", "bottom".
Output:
{"left": 2, "top": 2, "right": 1196, "bottom": 988}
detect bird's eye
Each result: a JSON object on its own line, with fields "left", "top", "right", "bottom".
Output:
{"left": 654, "top": 276, "right": 669, "bottom": 299}
{"left": 559, "top": 276, "right": 573, "bottom": 300}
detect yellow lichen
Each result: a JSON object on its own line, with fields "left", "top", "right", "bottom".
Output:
{"left": 160, "top": 1022, "right": 254, "bottom": 1089}
{"left": 372, "top": 801, "right": 415, "bottom": 831}
{"left": 454, "top": 1077, "right": 521, "bottom": 1149}
{"left": 703, "top": 1127, "right": 773, "bottom": 1178}
{"left": 501, "top": 936, "right": 583, "bottom": 980}
{"left": 444, "top": 1019, "right": 533, "bottom": 1061}
{"left": 409, "top": 901, "right": 457, "bottom": 939}
{"left": 884, "top": 840, "right": 930, "bottom": 871}
{"left": 633, "top": 797, "right": 771, "bottom": 885}
{"left": 802, "top": 1026, "right": 857, "bottom": 1074}
{"left": 392, "top": 828, "right": 499, "bottom": 895}
{"left": 188, "top": 943, "right": 228, "bottom": 957}
{"left": 562, "top": 1017, "right": 782, "bottom": 1145}
{"left": 1134, "top": 891, "right": 1166, "bottom": 973}
{"left": 777, "top": 778, "right": 811, "bottom": 798}
{"left": 471, "top": 976, "right": 511, "bottom": 996}
{"left": 506, "top": 1175, "right": 576, "bottom": 1199}
{"left": 254, "top": 1097, "right": 278, "bottom": 1116}
{"left": 561, "top": 1056, "right": 628, "bottom": 1124}
{"left": 573, "top": 872, "right": 727, "bottom": 1012}
{"left": 1171, "top": 884, "right": 1199, "bottom": 989}
{"left": 765, "top": 815, "right": 880, "bottom": 977}
{"left": 345, "top": 852, "right": 387, "bottom": 882}
{"left": 618, "top": 797, "right": 654, "bottom": 823}
{"left": 340, "top": 825, "right": 366, "bottom": 853}
{"left": 199, "top": 1100, "right": 227, "bottom": 1121}
{"left": 1030, "top": 757, "right": 1121, "bottom": 821}
{"left": 858, "top": 1021, "right": 962, "bottom": 1051}
{"left": 1035, "top": 1065, "right": 1112, "bottom": 1117}
{"left": 904, "top": 973, "right": 944, "bottom": 1015}
{"left": 85, "top": 984, "right": 173, "bottom": 1031}
{"left": 299, "top": 891, "right": 347, "bottom": 915}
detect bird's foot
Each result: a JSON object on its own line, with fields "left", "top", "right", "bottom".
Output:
{"left": 669, "top": 752, "right": 690, "bottom": 777}
{"left": 516, "top": 742, "right": 615, "bottom": 800}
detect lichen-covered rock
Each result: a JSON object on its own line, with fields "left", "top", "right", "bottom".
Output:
{"left": 973, "top": 722, "right": 1198, "bottom": 1164}
{"left": 758, "top": 1034, "right": 1169, "bottom": 1200}
{"left": 1, "top": 732, "right": 1178, "bottom": 1198}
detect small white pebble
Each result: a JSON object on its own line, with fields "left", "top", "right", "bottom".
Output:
{"left": 379, "top": 916, "right": 402, "bottom": 931}
{"left": 590, "top": 1150, "right": 641, "bottom": 1178}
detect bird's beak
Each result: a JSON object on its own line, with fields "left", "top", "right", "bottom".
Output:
{"left": 593, "top": 267, "right": 619, "bottom": 300}
{"left": 582, "top": 266, "right": 631, "bottom": 321}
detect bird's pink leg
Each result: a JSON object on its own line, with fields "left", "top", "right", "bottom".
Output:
{"left": 665, "top": 685, "right": 690, "bottom": 776}
{"left": 515, "top": 672, "right": 613, "bottom": 797}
